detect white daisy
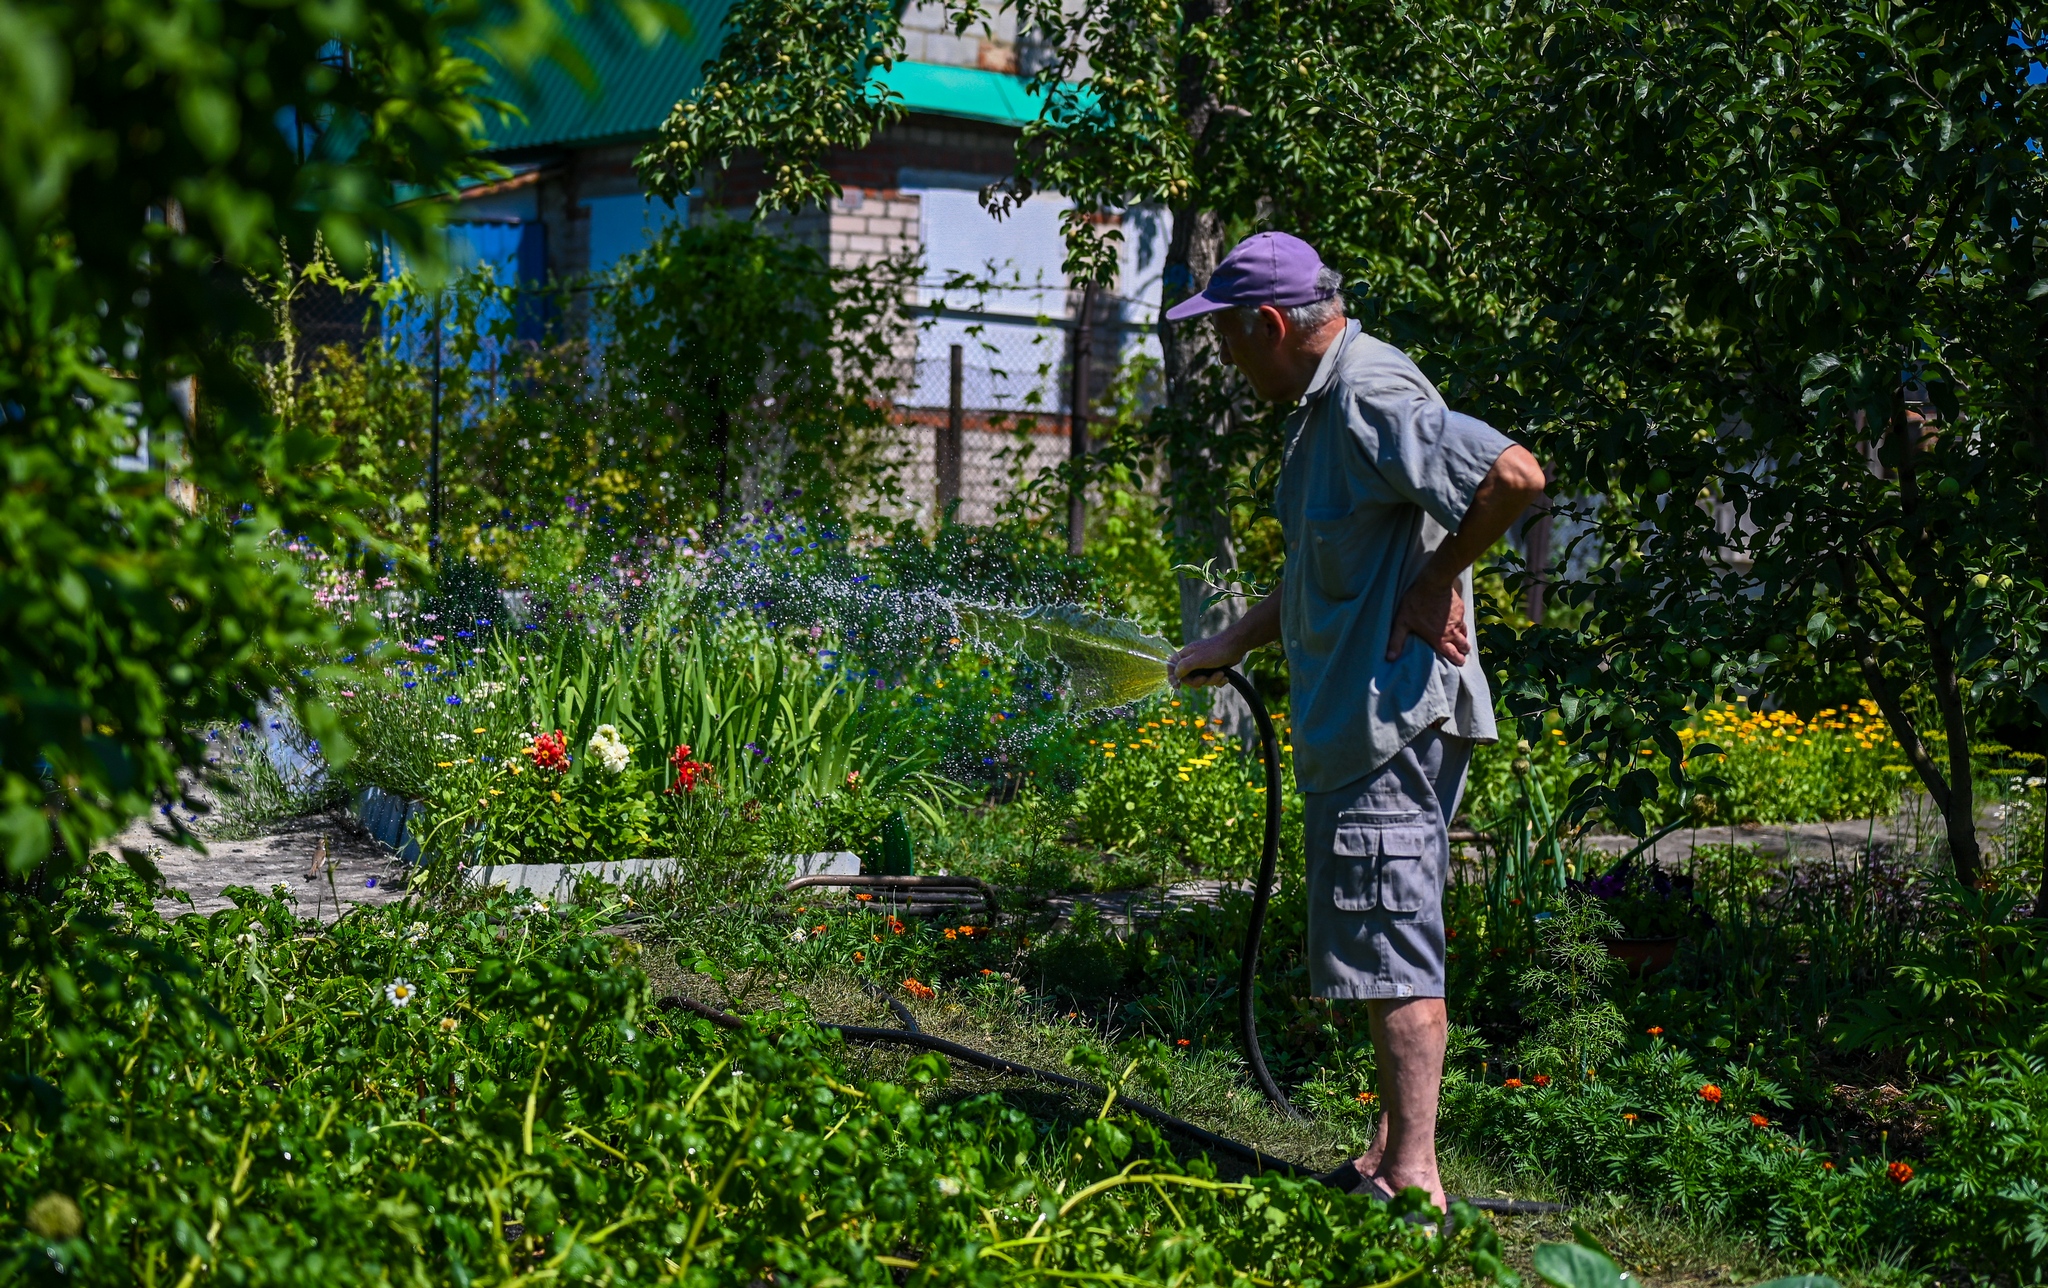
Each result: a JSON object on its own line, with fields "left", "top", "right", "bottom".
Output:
{"left": 384, "top": 978, "right": 418, "bottom": 1007}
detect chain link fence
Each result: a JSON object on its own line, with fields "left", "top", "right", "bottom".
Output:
{"left": 882, "top": 303, "right": 1161, "bottom": 528}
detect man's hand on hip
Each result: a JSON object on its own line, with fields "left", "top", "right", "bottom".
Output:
{"left": 1387, "top": 578, "right": 1468, "bottom": 665}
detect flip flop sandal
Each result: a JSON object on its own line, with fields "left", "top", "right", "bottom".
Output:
{"left": 1358, "top": 1175, "right": 1441, "bottom": 1231}
{"left": 1312, "top": 1159, "right": 1376, "bottom": 1194}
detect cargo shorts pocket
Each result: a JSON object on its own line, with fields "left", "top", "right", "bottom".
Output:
{"left": 1376, "top": 826, "right": 1437, "bottom": 913}
{"left": 1329, "top": 811, "right": 1432, "bottom": 913}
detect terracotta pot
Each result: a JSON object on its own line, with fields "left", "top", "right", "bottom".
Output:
{"left": 1602, "top": 935, "right": 1681, "bottom": 976}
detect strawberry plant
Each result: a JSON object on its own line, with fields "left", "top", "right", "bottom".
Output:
{"left": 0, "top": 857, "right": 1515, "bottom": 1287}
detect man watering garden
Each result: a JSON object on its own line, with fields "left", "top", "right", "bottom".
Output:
{"left": 1166, "top": 232, "right": 1547, "bottom": 1213}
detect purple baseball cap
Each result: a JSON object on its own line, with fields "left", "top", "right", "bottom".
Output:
{"left": 1164, "top": 231, "right": 1332, "bottom": 321}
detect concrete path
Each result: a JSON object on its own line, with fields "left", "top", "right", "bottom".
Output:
{"left": 105, "top": 808, "right": 411, "bottom": 922}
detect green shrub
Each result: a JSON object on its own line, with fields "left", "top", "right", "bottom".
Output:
{"left": 1069, "top": 698, "right": 1283, "bottom": 883}
{"left": 1834, "top": 881, "right": 2048, "bottom": 1072}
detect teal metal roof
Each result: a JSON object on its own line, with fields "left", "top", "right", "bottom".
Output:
{"left": 477, "top": 4, "right": 1047, "bottom": 153}
{"left": 479, "top": 0, "right": 734, "bottom": 152}
{"left": 866, "top": 61, "right": 1046, "bottom": 128}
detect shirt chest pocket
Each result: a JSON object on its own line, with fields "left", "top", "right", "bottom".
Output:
{"left": 1330, "top": 813, "right": 1437, "bottom": 913}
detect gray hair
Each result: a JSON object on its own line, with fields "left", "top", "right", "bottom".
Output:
{"left": 1232, "top": 266, "right": 1345, "bottom": 335}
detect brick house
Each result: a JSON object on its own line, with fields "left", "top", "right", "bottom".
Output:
{"left": 448, "top": 1, "right": 1167, "bottom": 526}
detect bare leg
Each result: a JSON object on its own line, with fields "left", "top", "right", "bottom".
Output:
{"left": 1350, "top": 997, "right": 1447, "bottom": 1212}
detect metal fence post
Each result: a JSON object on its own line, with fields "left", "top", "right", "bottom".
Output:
{"left": 1067, "top": 285, "right": 1094, "bottom": 557}
{"left": 429, "top": 293, "right": 443, "bottom": 569}
{"left": 939, "top": 343, "right": 963, "bottom": 521}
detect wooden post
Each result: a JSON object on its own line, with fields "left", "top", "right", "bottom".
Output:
{"left": 429, "top": 294, "right": 443, "bottom": 568}
{"left": 938, "top": 343, "right": 963, "bottom": 522}
{"left": 1524, "top": 494, "right": 1553, "bottom": 623}
{"left": 1067, "top": 285, "right": 1094, "bottom": 557}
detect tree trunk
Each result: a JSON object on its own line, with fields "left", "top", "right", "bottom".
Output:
{"left": 2031, "top": 417, "right": 2048, "bottom": 915}
{"left": 1159, "top": 0, "right": 1251, "bottom": 734}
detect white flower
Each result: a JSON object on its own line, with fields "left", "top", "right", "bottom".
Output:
{"left": 790, "top": 927, "right": 809, "bottom": 943}
{"left": 405, "top": 921, "right": 429, "bottom": 943}
{"left": 384, "top": 978, "right": 418, "bottom": 1007}
{"left": 935, "top": 1176, "right": 962, "bottom": 1196}
{"left": 588, "top": 724, "right": 632, "bottom": 774}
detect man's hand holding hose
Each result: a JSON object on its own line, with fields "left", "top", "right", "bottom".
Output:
{"left": 1169, "top": 591, "right": 1282, "bottom": 687}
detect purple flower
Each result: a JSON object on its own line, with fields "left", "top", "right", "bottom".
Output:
{"left": 1586, "top": 870, "right": 1628, "bottom": 899}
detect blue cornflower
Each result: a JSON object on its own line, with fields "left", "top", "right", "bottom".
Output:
{"left": 446, "top": 695, "right": 462, "bottom": 706}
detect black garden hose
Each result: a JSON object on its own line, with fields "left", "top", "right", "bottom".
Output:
{"left": 1185, "top": 666, "right": 1299, "bottom": 1122}
{"left": 655, "top": 993, "right": 1563, "bottom": 1214}
{"left": 653, "top": 664, "right": 1566, "bottom": 1216}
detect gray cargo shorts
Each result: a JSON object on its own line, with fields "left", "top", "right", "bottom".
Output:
{"left": 1304, "top": 725, "right": 1473, "bottom": 1001}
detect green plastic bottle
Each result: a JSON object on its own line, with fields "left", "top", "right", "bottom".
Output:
{"left": 872, "top": 810, "right": 915, "bottom": 876}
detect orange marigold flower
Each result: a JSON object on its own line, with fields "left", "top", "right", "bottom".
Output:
{"left": 853, "top": 951, "right": 865, "bottom": 962}
{"left": 1622, "top": 1113, "right": 1639, "bottom": 1123}
{"left": 1504, "top": 1078, "right": 1524, "bottom": 1089}
{"left": 1699, "top": 1084, "right": 1723, "bottom": 1104}
{"left": 1356, "top": 1091, "right": 1378, "bottom": 1104}
{"left": 902, "top": 978, "right": 935, "bottom": 1001}
{"left": 1533, "top": 1074, "right": 1551, "bottom": 1087}
{"left": 813, "top": 924, "right": 826, "bottom": 935}
{"left": 943, "top": 928, "right": 958, "bottom": 940}
{"left": 887, "top": 916, "right": 906, "bottom": 936}
{"left": 855, "top": 893, "right": 874, "bottom": 902}
{"left": 1176, "top": 1038, "right": 1190, "bottom": 1048}
{"left": 1750, "top": 1114, "right": 1770, "bottom": 1127}
{"left": 1822, "top": 1161, "right": 1835, "bottom": 1171}
{"left": 979, "top": 968, "right": 994, "bottom": 976}
{"left": 1888, "top": 1161, "right": 1913, "bottom": 1185}
{"left": 957, "top": 925, "right": 976, "bottom": 937}
{"left": 1647, "top": 1026, "right": 1664, "bottom": 1037}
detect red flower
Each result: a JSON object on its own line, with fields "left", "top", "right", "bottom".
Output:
{"left": 1356, "top": 1091, "right": 1378, "bottom": 1105}
{"left": 1647, "top": 1026, "right": 1665, "bottom": 1037}
{"left": 887, "top": 916, "right": 906, "bottom": 936}
{"left": 1699, "top": 1084, "right": 1723, "bottom": 1104}
{"left": 1533, "top": 1075, "right": 1551, "bottom": 1087}
{"left": 1175, "top": 1038, "right": 1190, "bottom": 1048}
{"left": 527, "top": 730, "right": 570, "bottom": 773}
{"left": 1503, "top": 1078, "right": 1524, "bottom": 1089}
{"left": 666, "top": 744, "right": 710, "bottom": 794}
{"left": 1750, "top": 1113, "right": 1770, "bottom": 1127}
{"left": 1888, "top": 1161, "right": 1913, "bottom": 1185}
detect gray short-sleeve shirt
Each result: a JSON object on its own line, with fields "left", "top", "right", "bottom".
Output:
{"left": 1276, "top": 320, "right": 1516, "bottom": 795}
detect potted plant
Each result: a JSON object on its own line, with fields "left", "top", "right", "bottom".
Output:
{"left": 1575, "top": 859, "right": 1709, "bottom": 974}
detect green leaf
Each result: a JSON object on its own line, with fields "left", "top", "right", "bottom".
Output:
{"left": 1533, "top": 1242, "right": 1628, "bottom": 1288}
